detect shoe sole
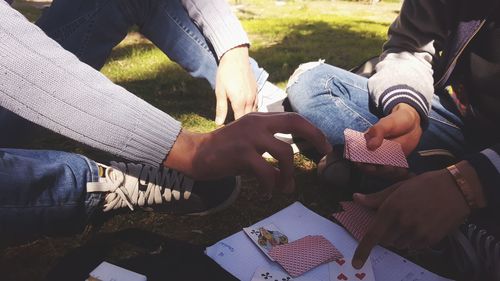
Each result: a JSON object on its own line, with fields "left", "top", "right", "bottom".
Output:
{"left": 187, "top": 176, "right": 242, "bottom": 216}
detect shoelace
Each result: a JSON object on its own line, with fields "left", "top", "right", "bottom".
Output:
{"left": 87, "top": 161, "right": 194, "bottom": 212}
{"left": 466, "top": 224, "right": 500, "bottom": 280}
{"left": 451, "top": 223, "right": 500, "bottom": 281}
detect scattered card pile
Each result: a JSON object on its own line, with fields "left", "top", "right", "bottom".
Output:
{"left": 269, "top": 235, "right": 343, "bottom": 277}
{"left": 343, "top": 128, "right": 409, "bottom": 168}
{"left": 244, "top": 225, "right": 343, "bottom": 278}
{"left": 332, "top": 202, "right": 376, "bottom": 241}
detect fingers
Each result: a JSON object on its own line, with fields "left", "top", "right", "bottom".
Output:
{"left": 263, "top": 112, "right": 332, "bottom": 155}
{"left": 244, "top": 94, "right": 256, "bottom": 115}
{"left": 352, "top": 212, "right": 394, "bottom": 269}
{"left": 263, "top": 137, "right": 295, "bottom": 193}
{"left": 215, "top": 90, "right": 229, "bottom": 126}
{"left": 232, "top": 98, "right": 248, "bottom": 120}
{"left": 353, "top": 185, "right": 398, "bottom": 209}
{"left": 247, "top": 154, "right": 279, "bottom": 196}
{"left": 364, "top": 123, "right": 386, "bottom": 151}
{"left": 364, "top": 109, "right": 415, "bottom": 150}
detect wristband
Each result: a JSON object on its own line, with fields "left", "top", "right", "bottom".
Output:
{"left": 446, "top": 164, "right": 479, "bottom": 209}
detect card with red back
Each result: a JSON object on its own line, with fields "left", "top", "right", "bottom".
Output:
{"left": 332, "top": 202, "right": 376, "bottom": 241}
{"left": 344, "top": 128, "right": 409, "bottom": 168}
{"left": 329, "top": 253, "right": 375, "bottom": 281}
{"left": 268, "top": 235, "right": 343, "bottom": 277}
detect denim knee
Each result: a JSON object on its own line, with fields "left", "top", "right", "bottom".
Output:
{"left": 286, "top": 60, "right": 327, "bottom": 112}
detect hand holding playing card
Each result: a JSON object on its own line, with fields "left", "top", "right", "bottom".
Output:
{"left": 351, "top": 168, "right": 471, "bottom": 270}
{"left": 351, "top": 104, "right": 420, "bottom": 180}
{"left": 365, "top": 103, "right": 422, "bottom": 156}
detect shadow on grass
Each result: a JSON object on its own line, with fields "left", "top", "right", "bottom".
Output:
{"left": 251, "top": 20, "right": 385, "bottom": 83}
{"left": 104, "top": 20, "right": 385, "bottom": 122}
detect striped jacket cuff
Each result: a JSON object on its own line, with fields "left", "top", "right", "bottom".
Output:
{"left": 379, "top": 85, "right": 430, "bottom": 128}
{"left": 465, "top": 144, "right": 500, "bottom": 211}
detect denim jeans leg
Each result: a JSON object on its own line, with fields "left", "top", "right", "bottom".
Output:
{"left": 36, "top": 0, "right": 269, "bottom": 91}
{"left": 287, "top": 62, "right": 379, "bottom": 146}
{"left": 0, "top": 148, "right": 102, "bottom": 246}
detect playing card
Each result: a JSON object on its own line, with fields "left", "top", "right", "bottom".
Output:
{"left": 328, "top": 254, "right": 375, "bottom": 281}
{"left": 251, "top": 266, "right": 293, "bottom": 281}
{"left": 269, "top": 235, "right": 343, "bottom": 277}
{"left": 332, "top": 202, "right": 376, "bottom": 241}
{"left": 343, "top": 128, "right": 409, "bottom": 168}
{"left": 244, "top": 223, "right": 289, "bottom": 260}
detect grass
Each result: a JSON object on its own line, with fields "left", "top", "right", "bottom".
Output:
{"left": 1, "top": 1, "right": 455, "bottom": 280}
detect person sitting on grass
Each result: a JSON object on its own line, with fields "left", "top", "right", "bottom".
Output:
{"left": 286, "top": 0, "right": 500, "bottom": 280}
{"left": 0, "top": 1, "right": 332, "bottom": 246}
{"left": 34, "top": 0, "right": 287, "bottom": 125}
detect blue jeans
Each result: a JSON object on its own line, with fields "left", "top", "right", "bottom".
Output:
{"left": 35, "top": 0, "right": 269, "bottom": 90}
{"left": 287, "top": 62, "right": 466, "bottom": 176}
{"left": 0, "top": 148, "right": 102, "bottom": 245}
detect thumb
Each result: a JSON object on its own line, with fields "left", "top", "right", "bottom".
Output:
{"left": 215, "top": 90, "right": 228, "bottom": 126}
{"left": 353, "top": 185, "right": 398, "bottom": 209}
{"left": 364, "top": 124, "right": 385, "bottom": 151}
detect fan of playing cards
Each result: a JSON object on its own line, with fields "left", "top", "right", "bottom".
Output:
{"left": 244, "top": 219, "right": 375, "bottom": 281}
{"left": 343, "top": 128, "right": 409, "bottom": 168}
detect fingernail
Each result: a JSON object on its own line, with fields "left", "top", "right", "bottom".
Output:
{"left": 353, "top": 193, "right": 362, "bottom": 200}
{"left": 352, "top": 259, "right": 363, "bottom": 269}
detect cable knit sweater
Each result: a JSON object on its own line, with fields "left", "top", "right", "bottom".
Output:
{"left": 0, "top": 0, "right": 249, "bottom": 165}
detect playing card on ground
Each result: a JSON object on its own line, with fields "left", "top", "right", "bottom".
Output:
{"left": 332, "top": 202, "right": 376, "bottom": 241}
{"left": 343, "top": 128, "right": 409, "bottom": 168}
{"left": 268, "top": 235, "right": 343, "bottom": 277}
{"left": 328, "top": 253, "right": 375, "bottom": 281}
{"left": 251, "top": 265, "right": 293, "bottom": 281}
{"left": 243, "top": 223, "right": 289, "bottom": 261}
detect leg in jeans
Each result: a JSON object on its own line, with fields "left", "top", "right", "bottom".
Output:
{"left": 0, "top": 148, "right": 103, "bottom": 246}
{"left": 287, "top": 62, "right": 466, "bottom": 177}
{"left": 36, "top": 0, "right": 269, "bottom": 91}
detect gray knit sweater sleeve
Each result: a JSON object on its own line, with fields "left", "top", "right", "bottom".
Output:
{"left": 182, "top": 0, "right": 250, "bottom": 59}
{"left": 0, "top": 2, "right": 182, "bottom": 166}
{"left": 367, "top": 0, "right": 448, "bottom": 126}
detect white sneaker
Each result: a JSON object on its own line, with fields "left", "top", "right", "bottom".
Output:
{"left": 87, "top": 161, "right": 240, "bottom": 216}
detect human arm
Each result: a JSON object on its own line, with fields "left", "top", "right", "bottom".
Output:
{"left": 1, "top": 3, "right": 332, "bottom": 191}
{"left": 351, "top": 159, "right": 487, "bottom": 269}
{"left": 356, "top": 0, "right": 450, "bottom": 177}
{"left": 165, "top": 112, "right": 332, "bottom": 193}
{"left": 0, "top": 2, "right": 181, "bottom": 165}
{"left": 368, "top": 0, "right": 449, "bottom": 127}
{"left": 181, "top": 0, "right": 257, "bottom": 125}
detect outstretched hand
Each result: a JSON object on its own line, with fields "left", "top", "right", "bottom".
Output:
{"left": 165, "top": 112, "right": 332, "bottom": 194}
{"left": 351, "top": 167, "right": 472, "bottom": 269}
{"left": 215, "top": 45, "right": 257, "bottom": 125}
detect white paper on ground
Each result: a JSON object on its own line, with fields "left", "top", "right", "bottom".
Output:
{"left": 205, "top": 202, "right": 454, "bottom": 281}
{"left": 88, "top": 261, "right": 147, "bottom": 281}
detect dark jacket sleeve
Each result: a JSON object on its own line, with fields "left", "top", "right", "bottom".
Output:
{"left": 465, "top": 144, "right": 500, "bottom": 211}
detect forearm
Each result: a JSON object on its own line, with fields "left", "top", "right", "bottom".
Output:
{"left": 368, "top": 0, "right": 448, "bottom": 127}
{"left": 181, "top": 0, "right": 250, "bottom": 59}
{"left": 0, "top": 2, "right": 181, "bottom": 165}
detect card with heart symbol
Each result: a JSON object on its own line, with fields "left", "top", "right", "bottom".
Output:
{"left": 328, "top": 254, "right": 375, "bottom": 281}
